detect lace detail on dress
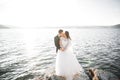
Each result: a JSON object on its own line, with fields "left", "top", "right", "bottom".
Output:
{"left": 60, "top": 37, "right": 71, "bottom": 49}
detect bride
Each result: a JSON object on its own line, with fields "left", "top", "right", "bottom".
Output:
{"left": 55, "top": 31, "right": 84, "bottom": 80}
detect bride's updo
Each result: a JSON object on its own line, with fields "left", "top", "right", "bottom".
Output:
{"left": 65, "top": 31, "right": 71, "bottom": 40}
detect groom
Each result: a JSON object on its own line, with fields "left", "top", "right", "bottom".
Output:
{"left": 54, "top": 29, "right": 64, "bottom": 53}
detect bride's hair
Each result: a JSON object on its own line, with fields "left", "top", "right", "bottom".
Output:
{"left": 65, "top": 31, "right": 71, "bottom": 40}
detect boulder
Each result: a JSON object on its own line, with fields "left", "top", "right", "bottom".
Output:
{"left": 94, "top": 69, "right": 119, "bottom": 80}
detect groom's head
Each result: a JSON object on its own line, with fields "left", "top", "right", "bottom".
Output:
{"left": 58, "top": 29, "right": 63, "bottom": 37}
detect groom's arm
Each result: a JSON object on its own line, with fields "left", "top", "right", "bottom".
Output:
{"left": 54, "top": 36, "right": 61, "bottom": 49}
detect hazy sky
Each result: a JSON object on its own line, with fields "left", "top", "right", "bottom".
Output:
{"left": 0, "top": 0, "right": 120, "bottom": 27}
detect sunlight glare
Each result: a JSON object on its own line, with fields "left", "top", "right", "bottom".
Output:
{"left": 21, "top": 29, "right": 39, "bottom": 58}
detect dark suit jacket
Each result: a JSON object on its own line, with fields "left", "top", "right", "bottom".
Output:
{"left": 54, "top": 35, "right": 61, "bottom": 52}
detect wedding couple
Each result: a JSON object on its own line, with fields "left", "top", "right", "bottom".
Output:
{"left": 54, "top": 29, "right": 84, "bottom": 80}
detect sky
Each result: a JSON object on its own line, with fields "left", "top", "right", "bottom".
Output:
{"left": 0, "top": 0, "right": 120, "bottom": 28}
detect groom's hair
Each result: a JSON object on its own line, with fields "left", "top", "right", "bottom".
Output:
{"left": 58, "top": 29, "right": 63, "bottom": 34}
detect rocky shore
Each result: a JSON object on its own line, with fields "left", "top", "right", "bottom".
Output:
{"left": 34, "top": 67, "right": 119, "bottom": 80}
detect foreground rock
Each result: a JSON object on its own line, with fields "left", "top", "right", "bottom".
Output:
{"left": 34, "top": 67, "right": 119, "bottom": 80}
{"left": 93, "top": 69, "right": 119, "bottom": 80}
{"left": 48, "top": 72, "right": 90, "bottom": 80}
{"left": 44, "top": 73, "right": 89, "bottom": 80}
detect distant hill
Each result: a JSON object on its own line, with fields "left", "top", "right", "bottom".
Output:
{"left": 0, "top": 25, "right": 10, "bottom": 29}
{"left": 0, "top": 24, "right": 120, "bottom": 29}
{"left": 113, "top": 24, "right": 120, "bottom": 28}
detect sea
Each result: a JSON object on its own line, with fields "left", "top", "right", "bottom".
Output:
{"left": 0, "top": 28, "right": 120, "bottom": 80}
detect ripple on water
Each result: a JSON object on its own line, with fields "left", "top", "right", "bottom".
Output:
{"left": 0, "top": 28, "right": 120, "bottom": 79}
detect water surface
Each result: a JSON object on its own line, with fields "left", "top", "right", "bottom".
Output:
{"left": 0, "top": 28, "right": 120, "bottom": 80}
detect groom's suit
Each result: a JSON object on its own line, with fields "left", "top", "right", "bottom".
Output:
{"left": 54, "top": 35, "right": 61, "bottom": 53}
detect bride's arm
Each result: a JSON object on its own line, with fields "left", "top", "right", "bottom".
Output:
{"left": 59, "top": 39, "right": 64, "bottom": 51}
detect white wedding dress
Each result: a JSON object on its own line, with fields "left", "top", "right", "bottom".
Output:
{"left": 55, "top": 37, "right": 84, "bottom": 80}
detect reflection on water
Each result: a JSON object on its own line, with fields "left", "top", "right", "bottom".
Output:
{"left": 0, "top": 28, "right": 120, "bottom": 80}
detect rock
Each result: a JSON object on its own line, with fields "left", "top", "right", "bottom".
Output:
{"left": 43, "top": 68, "right": 90, "bottom": 80}
{"left": 95, "top": 69, "right": 119, "bottom": 80}
{"left": 86, "top": 69, "right": 119, "bottom": 80}
{"left": 73, "top": 72, "right": 90, "bottom": 80}
{"left": 45, "top": 73, "right": 90, "bottom": 80}
{"left": 48, "top": 75, "right": 66, "bottom": 80}
{"left": 35, "top": 67, "right": 119, "bottom": 80}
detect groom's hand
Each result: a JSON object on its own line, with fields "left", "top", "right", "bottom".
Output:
{"left": 60, "top": 48, "right": 64, "bottom": 51}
